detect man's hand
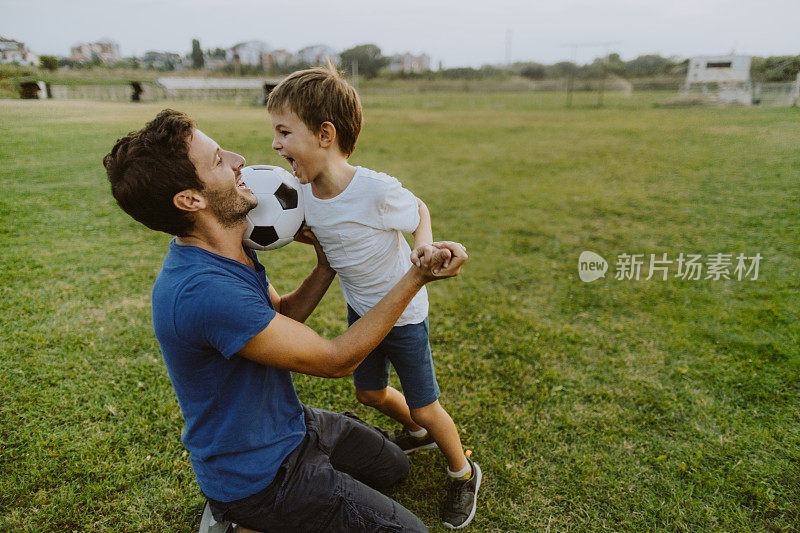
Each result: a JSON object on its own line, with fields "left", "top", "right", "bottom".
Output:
{"left": 414, "top": 240, "right": 467, "bottom": 281}
{"left": 294, "top": 226, "right": 331, "bottom": 270}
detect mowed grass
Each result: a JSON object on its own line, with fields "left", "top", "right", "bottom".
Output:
{"left": 1, "top": 92, "right": 798, "bottom": 532}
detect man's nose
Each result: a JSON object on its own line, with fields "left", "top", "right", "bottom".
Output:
{"left": 228, "top": 151, "right": 245, "bottom": 170}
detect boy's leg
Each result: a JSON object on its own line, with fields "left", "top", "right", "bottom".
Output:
{"left": 409, "top": 400, "right": 466, "bottom": 472}
{"left": 348, "top": 305, "right": 424, "bottom": 430}
{"left": 355, "top": 386, "right": 423, "bottom": 432}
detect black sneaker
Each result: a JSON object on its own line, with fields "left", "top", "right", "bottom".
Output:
{"left": 388, "top": 428, "right": 438, "bottom": 454}
{"left": 442, "top": 457, "right": 481, "bottom": 529}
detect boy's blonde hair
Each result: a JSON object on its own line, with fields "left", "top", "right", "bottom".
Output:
{"left": 267, "top": 64, "right": 362, "bottom": 157}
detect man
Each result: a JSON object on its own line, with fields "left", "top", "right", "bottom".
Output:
{"left": 103, "top": 109, "right": 467, "bottom": 532}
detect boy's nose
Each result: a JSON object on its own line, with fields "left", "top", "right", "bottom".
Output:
{"left": 271, "top": 137, "right": 280, "bottom": 150}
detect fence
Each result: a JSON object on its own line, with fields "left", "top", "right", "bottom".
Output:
{"left": 752, "top": 80, "right": 800, "bottom": 106}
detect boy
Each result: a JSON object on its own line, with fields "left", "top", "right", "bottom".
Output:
{"left": 267, "top": 66, "right": 481, "bottom": 530}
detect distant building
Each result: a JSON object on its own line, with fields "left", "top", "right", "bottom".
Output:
{"left": 0, "top": 36, "right": 38, "bottom": 66}
{"left": 70, "top": 39, "right": 121, "bottom": 64}
{"left": 203, "top": 49, "right": 229, "bottom": 70}
{"left": 387, "top": 53, "right": 430, "bottom": 74}
{"left": 683, "top": 55, "right": 752, "bottom": 105}
{"left": 297, "top": 44, "right": 339, "bottom": 66}
{"left": 142, "top": 50, "right": 183, "bottom": 70}
{"left": 227, "top": 40, "right": 269, "bottom": 67}
{"left": 266, "top": 49, "right": 295, "bottom": 70}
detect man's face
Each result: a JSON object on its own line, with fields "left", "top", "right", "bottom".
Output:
{"left": 270, "top": 110, "right": 322, "bottom": 185}
{"left": 187, "top": 129, "right": 255, "bottom": 227}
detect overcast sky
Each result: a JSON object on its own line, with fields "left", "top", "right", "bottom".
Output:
{"left": 3, "top": 0, "right": 798, "bottom": 67}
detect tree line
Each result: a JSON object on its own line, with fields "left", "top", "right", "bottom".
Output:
{"left": 34, "top": 42, "right": 800, "bottom": 83}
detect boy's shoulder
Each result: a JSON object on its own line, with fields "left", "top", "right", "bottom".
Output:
{"left": 356, "top": 166, "right": 403, "bottom": 189}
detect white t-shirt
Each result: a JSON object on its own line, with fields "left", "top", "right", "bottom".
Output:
{"left": 302, "top": 166, "right": 428, "bottom": 326}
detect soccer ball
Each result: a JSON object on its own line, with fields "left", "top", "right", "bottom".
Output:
{"left": 241, "top": 165, "right": 305, "bottom": 251}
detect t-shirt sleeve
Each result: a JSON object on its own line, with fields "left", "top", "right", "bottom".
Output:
{"left": 379, "top": 177, "right": 420, "bottom": 233}
{"left": 176, "top": 275, "right": 276, "bottom": 359}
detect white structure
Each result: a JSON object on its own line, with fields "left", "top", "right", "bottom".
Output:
{"left": 297, "top": 44, "right": 339, "bottom": 66}
{"left": 227, "top": 40, "right": 269, "bottom": 67}
{"left": 70, "top": 39, "right": 121, "bottom": 64}
{"left": 683, "top": 55, "right": 752, "bottom": 105}
{"left": 267, "top": 49, "right": 295, "bottom": 69}
{"left": 387, "top": 53, "right": 430, "bottom": 74}
{"left": 143, "top": 50, "right": 183, "bottom": 70}
{"left": 0, "top": 36, "right": 38, "bottom": 65}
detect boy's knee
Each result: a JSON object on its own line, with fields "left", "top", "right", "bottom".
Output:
{"left": 356, "top": 388, "right": 387, "bottom": 407}
{"left": 409, "top": 400, "right": 442, "bottom": 427}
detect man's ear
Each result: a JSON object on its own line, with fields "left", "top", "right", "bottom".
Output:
{"left": 173, "top": 189, "right": 206, "bottom": 212}
{"left": 319, "top": 121, "right": 336, "bottom": 149}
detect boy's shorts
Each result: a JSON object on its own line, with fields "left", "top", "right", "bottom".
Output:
{"left": 347, "top": 305, "right": 440, "bottom": 409}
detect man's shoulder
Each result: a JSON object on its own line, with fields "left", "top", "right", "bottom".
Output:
{"left": 153, "top": 248, "right": 250, "bottom": 304}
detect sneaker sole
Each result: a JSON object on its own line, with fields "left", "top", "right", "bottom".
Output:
{"left": 402, "top": 441, "right": 439, "bottom": 454}
{"left": 442, "top": 462, "right": 482, "bottom": 530}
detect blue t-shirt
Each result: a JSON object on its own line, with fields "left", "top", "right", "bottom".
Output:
{"left": 151, "top": 239, "right": 306, "bottom": 502}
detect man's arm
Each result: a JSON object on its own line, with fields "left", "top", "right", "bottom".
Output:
{"left": 269, "top": 229, "right": 335, "bottom": 323}
{"left": 238, "top": 242, "right": 466, "bottom": 378}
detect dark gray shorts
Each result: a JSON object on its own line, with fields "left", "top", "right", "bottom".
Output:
{"left": 206, "top": 406, "right": 428, "bottom": 532}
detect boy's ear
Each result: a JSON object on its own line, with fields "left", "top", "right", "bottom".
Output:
{"left": 319, "top": 121, "right": 336, "bottom": 149}
{"left": 173, "top": 189, "right": 206, "bottom": 212}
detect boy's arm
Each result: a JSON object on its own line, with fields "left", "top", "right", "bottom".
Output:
{"left": 411, "top": 198, "right": 446, "bottom": 268}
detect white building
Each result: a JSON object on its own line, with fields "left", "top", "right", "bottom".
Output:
{"left": 0, "top": 36, "right": 38, "bottom": 65}
{"left": 683, "top": 55, "right": 752, "bottom": 105}
{"left": 267, "top": 49, "right": 295, "bottom": 69}
{"left": 297, "top": 44, "right": 339, "bottom": 66}
{"left": 387, "top": 53, "right": 430, "bottom": 74}
{"left": 70, "top": 39, "right": 121, "bottom": 64}
{"left": 143, "top": 50, "right": 183, "bottom": 70}
{"left": 227, "top": 40, "right": 269, "bottom": 67}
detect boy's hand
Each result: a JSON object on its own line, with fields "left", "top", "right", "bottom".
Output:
{"left": 411, "top": 243, "right": 448, "bottom": 269}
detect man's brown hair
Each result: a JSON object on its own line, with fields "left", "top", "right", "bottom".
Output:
{"left": 103, "top": 109, "right": 201, "bottom": 236}
{"left": 267, "top": 65, "right": 362, "bottom": 156}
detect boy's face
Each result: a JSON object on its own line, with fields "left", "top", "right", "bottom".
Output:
{"left": 270, "top": 110, "right": 323, "bottom": 185}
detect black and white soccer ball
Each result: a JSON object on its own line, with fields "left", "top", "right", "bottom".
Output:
{"left": 241, "top": 165, "right": 305, "bottom": 251}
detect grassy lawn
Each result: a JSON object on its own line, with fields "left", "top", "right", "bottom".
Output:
{"left": 1, "top": 92, "right": 798, "bottom": 531}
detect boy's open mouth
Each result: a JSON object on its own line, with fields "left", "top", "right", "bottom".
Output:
{"left": 283, "top": 156, "right": 298, "bottom": 176}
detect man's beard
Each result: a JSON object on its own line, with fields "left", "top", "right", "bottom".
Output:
{"left": 205, "top": 187, "right": 257, "bottom": 228}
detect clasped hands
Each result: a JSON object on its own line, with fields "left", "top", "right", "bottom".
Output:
{"left": 411, "top": 242, "right": 468, "bottom": 279}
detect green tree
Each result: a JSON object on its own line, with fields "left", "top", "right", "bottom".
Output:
{"left": 519, "top": 62, "right": 546, "bottom": 80}
{"left": 191, "top": 38, "right": 204, "bottom": 69}
{"left": 340, "top": 44, "right": 387, "bottom": 78}
{"left": 39, "top": 55, "right": 58, "bottom": 71}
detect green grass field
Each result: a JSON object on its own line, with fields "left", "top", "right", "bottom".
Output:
{"left": 1, "top": 92, "right": 798, "bottom": 532}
